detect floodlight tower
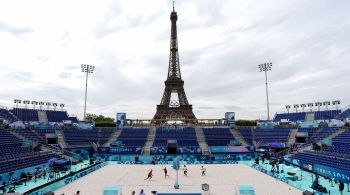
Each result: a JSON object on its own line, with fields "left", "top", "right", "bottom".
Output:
{"left": 332, "top": 100, "right": 340, "bottom": 110}
{"left": 81, "top": 64, "right": 95, "bottom": 121}
{"left": 258, "top": 62, "right": 272, "bottom": 121}
{"left": 293, "top": 104, "right": 299, "bottom": 113}
{"left": 286, "top": 105, "right": 291, "bottom": 114}
{"left": 307, "top": 103, "right": 314, "bottom": 112}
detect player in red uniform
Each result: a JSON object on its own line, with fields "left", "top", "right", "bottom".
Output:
{"left": 144, "top": 169, "right": 153, "bottom": 181}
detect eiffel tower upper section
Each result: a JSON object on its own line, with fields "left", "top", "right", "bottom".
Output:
{"left": 152, "top": 4, "right": 197, "bottom": 124}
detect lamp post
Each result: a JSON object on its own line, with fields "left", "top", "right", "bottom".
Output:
{"left": 332, "top": 100, "right": 340, "bottom": 110}
{"left": 307, "top": 103, "right": 314, "bottom": 112}
{"left": 315, "top": 102, "right": 322, "bottom": 111}
{"left": 258, "top": 62, "right": 272, "bottom": 121}
{"left": 60, "top": 104, "right": 65, "bottom": 111}
{"left": 14, "top": 99, "right": 21, "bottom": 108}
{"left": 293, "top": 104, "right": 299, "bottom": 113}
{"left": 286, "top": 105, "right": 291, "bottom": 114}
{"left": 81, "top": 64, "right": 95, "bottom": 121}
{"left": 323, "top": 101, "right": 331, "bottom": 110}
{"left": 300, "top": 104, "right": 306, "bottom": 112}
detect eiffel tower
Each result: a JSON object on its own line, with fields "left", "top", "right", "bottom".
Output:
{"left": 152, "top": 4, "right": 197, "bottom": 124}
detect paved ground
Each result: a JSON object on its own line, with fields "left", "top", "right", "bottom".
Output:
{"left": 54, "top": 164, "right": 302, "bottom": 195}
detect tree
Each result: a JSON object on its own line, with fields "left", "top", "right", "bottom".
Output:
{"left": 85, "top": 113, "right": 114, "bottom": 123}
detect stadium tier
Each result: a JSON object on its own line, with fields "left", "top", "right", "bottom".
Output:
{"left": 62, "top": 129, "right": 114, "bottom": 146}
{"left": 292, "top": 150, "right": 350, "bottom": 171}
{"left": 115, "top": 128, "right": 149, "bottom": 147}
{"left": 202, "top": 127, "right": 234, "bottom": 146}
{"left": 274, "top": 112, "right": 306, "bottom": 122}
{"left": 297, "top": 127, "right": 319, "bottom": 138}
{"left": 0, "top": 129, "right": 61, "bottom": 174}
{"left": 153, "top": 128, "right": 199, "bottom": 147}
{"left": 254, "top": 128, "right": 290, "bottom": 144}
{"left": 15, "top": 129, "right": 56, "bottom": 144}
{"left": 0, "top": 108, "right": 18, "bottom": 122}
{"left": 324, "top": 129, "right": 350, "bottom": 155}
{"left": 0, "top": 107, "right": 78, "bottom": 123}
{"left": 306, "top": 127, "right": 339, "bottom": 144}
{"left": 274, "top": 109, "right": 341, "bottom": 122}
{"left": 10, "top": 108, "right": 39, "bottom": 122}
{"left": 336, "top": 107, "right": 350, "bottom": 120}
{"left": 46, "top": 110, "right": 69, "bottom": 122}
{"left": 237, "top": 127, "right": 254, "bottom": 145}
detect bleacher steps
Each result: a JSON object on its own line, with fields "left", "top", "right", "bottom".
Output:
{"left": 305, "top": 112, "right": 315, "bottom": 121}
{"left": 104, "top": 129, "right": 121, "bottom": 147}
{"left": 195, "top": 127, "right": 211, "bottom": 155}
{"left": 142, "top": 126, "right": 157, "bottom": 155}
{"left": 38, "top": 110, "right": 48, "bottom": 123}
{"left": 287, "top": 129, "right": 298, "bottom": 147}
{"left": 316, "top": 128, "right": 349, "bottom": 145}
{"left": 230, "top": 126, "right": 249, "bottom": 146}
{"left": 9, "top": 130, "right": 39, "bottom": 148}
{"left": 55, "top": 129, "right": 68, "bottom": 148}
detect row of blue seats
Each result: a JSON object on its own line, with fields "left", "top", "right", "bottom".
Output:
{"left": 255, "top": 128, "right": 290, "bottom": 144}
{"left": 153, "top": 128, "right": 199, "bottom": 147}
{"left": 0, "top": 151, "right": 60, "bottom": 174}
{"left": 203, "top": 128, "right": 234, "bottom": 146}
{"left": 237, "top": 128, "right": 254, "bottom": 145}
{"left": 63, "top": 129, "right": 114, "bottom": 146}
{"left": 115, "top": 128, "right": 149, "bottom": 147}
{"left": 292, "top": 150, "right": 350, "bottom": 171}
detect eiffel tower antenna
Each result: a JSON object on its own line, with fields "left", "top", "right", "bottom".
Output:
{"left": 152, "top": 4, "right": 197, "bottom": 125}
{"left": 173, "top": 0, "right": 175, "bottom": 12}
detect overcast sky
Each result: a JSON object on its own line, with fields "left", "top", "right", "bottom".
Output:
{"left": 0, "top": 0, "right": 349, "bottom": 120}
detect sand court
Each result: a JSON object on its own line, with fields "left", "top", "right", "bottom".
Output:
{"left": 54, "top": 163, "right": 302, "bottom": 195}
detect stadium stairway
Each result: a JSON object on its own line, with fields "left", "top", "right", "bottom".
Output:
{"left": 195, "top": 127, "right": 210, "bottom": 155}
{"left": 305, "top": 112, "right": 315, "bottom": 121}
{"left": 287, "top": 129, "right": 298, "bottom": 147}
{"left": 38, "top": 110, "right": 48, "bottom": 123}
{"left": 142, "top": 127, "right": 156, "bottom": 155}
{"left": 55, "top": 129, "right": 68, "bottom": 148}
{"left": 103, "top": 128, "right": 121, "bottom": 147}
{"left": 230, "top": 126, "right": 249, "bottom": 146}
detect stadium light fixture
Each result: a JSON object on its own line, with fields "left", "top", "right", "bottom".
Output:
{"left": 46, "top": 102, "right": 51, "bottom": 110}
{"left": 60, "top": 103, "right": 65, "bottom": 111}
{"left": 23, "top": 100, "right": 30, "bottom": 109}
{"left": 332, "top": 100, "right": 340, "bottom": 110}
{"left": 323, "top": 101, "right": 331, "bottom": 111}
{"left": 81, "top": 64, "right": 95, "bottom": 121}
{"left": 307, "top": 103, "right": 314, "bottom": 112}
{"left": 52, "top": 103, "right": 58, "bottom": 111}
{"left": 258, "top": 62, "right": 272, "bottom": 120}
{"left": 293, "top": 104, "right": 299, "bottom": 113}
{"left": 300, "top": 104, "right": 307, "bottom": 112}
{"left": 31, "top": 101, "right": 38, "bottom": 109}
{"left": 14, "top": 99, "right": 21, "bottom": 108}
{"left": 285, "top": 105, "right": 291, "bottom": 114}
{"left": 315, "top": 102, "right": 322, "bottom": 111}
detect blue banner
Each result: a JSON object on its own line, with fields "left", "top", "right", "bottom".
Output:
{"left": 209, "top": 146, "right": 254, "bottom": 154}
{"left": 116, "top": 113, "right": 126, "bottom": 128}
{"left": 225, "top": 112, "right": 235, "bottom": 125}
{"left": 313, "top": 164, "right": 350, "bottom": 183}
{"left": 98, "top": 147, "right": 143, "bottom": 155}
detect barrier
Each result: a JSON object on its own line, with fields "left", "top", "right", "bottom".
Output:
{"left": 103, "top": 185, "right": 120, "bottom": 195}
